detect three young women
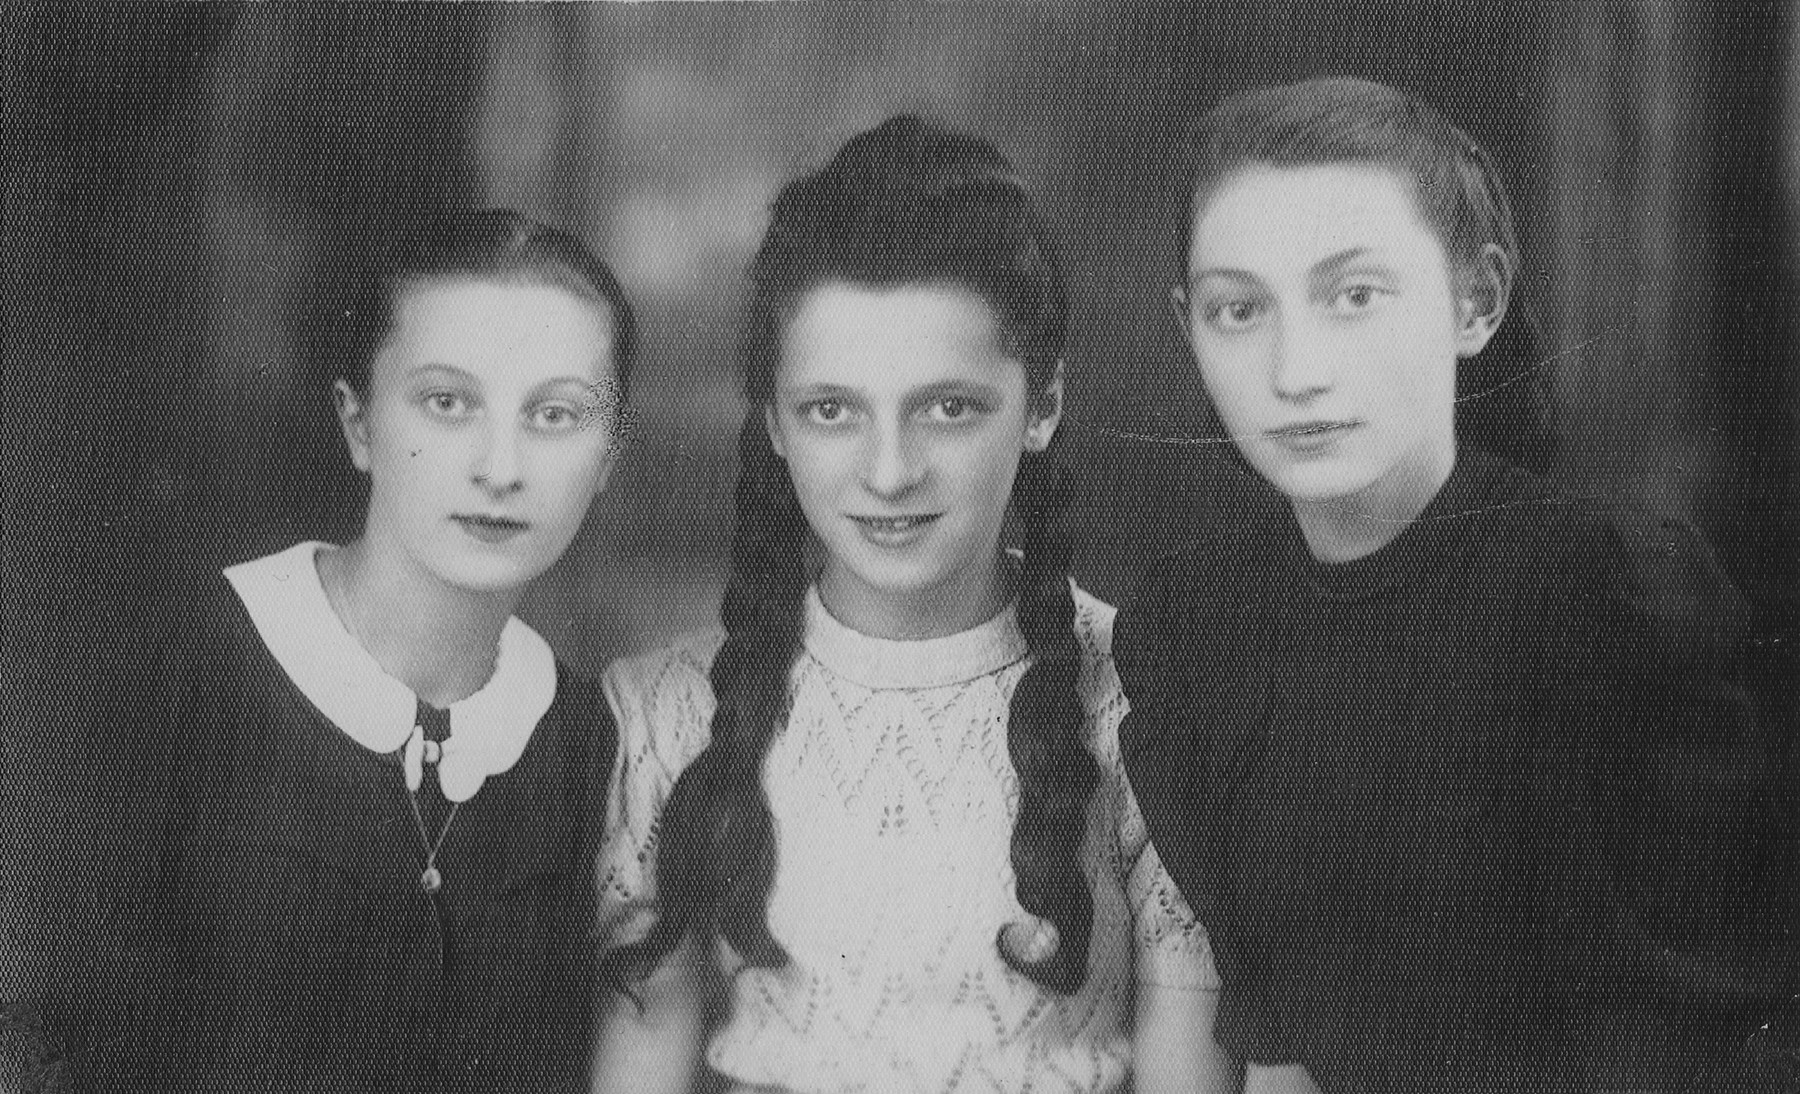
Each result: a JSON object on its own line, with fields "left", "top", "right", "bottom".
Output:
{"left": 103, "top": 210, "right": 632, "bottom": 1092}
{"left": 1116, "top": 77, "right": 1761, "bottom": 1093}
{"left": 593, "top": 117, "right": 1231, "bottom": 1093}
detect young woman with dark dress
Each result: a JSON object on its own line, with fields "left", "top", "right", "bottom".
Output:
{"left": 93, "top": 210, "right": 634, "bottom": 1092}
{"left": 1115, "top": 78, "right": 1765, "bottom": 1093}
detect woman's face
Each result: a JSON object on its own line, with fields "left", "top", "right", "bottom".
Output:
{"left": 337, "top": 279, "right": 621, "bottom": 595}
{"left": 1183, "top": 163, "right": 1496, "bottom": 507}
{"left": 767, "top": 282, "right": 1060, "bottom": 639}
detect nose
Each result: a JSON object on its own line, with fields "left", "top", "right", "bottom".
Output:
{"left": 472, "top": 421, "right": 524, "bottom": 496}
{"left": 1270, "top": 313, "right": 1333, "bottom": 404}
{"left": 860, "top": 421, "right": 925, "bottom": 498}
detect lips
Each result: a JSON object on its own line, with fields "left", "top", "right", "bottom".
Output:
{"left": 849, "top": 513, "right": 941, "bottom": 546}
{"left": 453, "top": 514, "right": 530, "bottom": 543}
{"left": 1267, "top": 420, "right": 1361, "bottom": 453}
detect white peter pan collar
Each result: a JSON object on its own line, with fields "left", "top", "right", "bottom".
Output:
{"left": 224, "top": 541, "right": 556, "bottom": 802}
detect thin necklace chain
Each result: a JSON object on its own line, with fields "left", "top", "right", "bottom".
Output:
{"left": 406, "top": 787, "right": 460, "bottom": 894}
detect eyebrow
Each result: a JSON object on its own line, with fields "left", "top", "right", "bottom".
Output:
{"left": 404, "top": 363, "right": 604, "bottom": 391}
{"left": 776, "top": 382, "right": 859, "bottom": 401}
{"left": 404, "top": 363, "right": 477, "bottom": 382}
{"left": 1189, "top": 247, "right": 1384, "bottom": 285}
{"left": 1187, "top": 264, "right": 1259, "bottom": 284}
{"left": 1310, "top": 247, "right": 1380, "bottom": 280}
{"left": 776, "top": 379, "right": 1009, "bottom": 404}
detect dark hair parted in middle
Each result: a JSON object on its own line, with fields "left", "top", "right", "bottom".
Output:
{"left": 340, "top": 208, "right": 639, "bottom": 403}
{"left": 1182, "top": 76, "right": 1552, "bottom": 470}
{"left": 605, "top": 115, "right": 1100, "bottom": 995}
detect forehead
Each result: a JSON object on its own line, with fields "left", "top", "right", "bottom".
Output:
{"left": 780, "top": 281, "right": 1023, "bottom": 391}
{"left": 380, "top": 279, "right": 616, "bottom": 382}
{"left": 1189, "top": 163, "right": 1444, "bottom": 275}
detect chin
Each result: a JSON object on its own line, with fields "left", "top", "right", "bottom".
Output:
{"left": 1252, "top": 456, "right": 1378, "bottom": 505}
{"left": 848, "top": 561, "right": 953, "bottom": 601}
{"left": 427, "top": 554, "right": 544, "bottom": 597}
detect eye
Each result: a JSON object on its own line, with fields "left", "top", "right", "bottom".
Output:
{"left": 423, "top": 390, "right": 472, "bottom": 417}
{"left": 923, "top": 396, "right": 985, "bottom": 424}
{"left": 1330, "top": 282, "right": 1388, "bottom": 316}
{"left": 528, "top": 402, "right": 583, "bottom": 432}
{"left": 803, "top": 399, "right": 851, "bottom": 426}
{"left": 1204, "top": 297, "right": 1266, "bottom": 332}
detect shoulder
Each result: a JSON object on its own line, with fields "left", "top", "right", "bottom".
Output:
{"left": 1108, "top": 516, "right": 1272, "bottom": 706}
{"left": 1116, "top": 494, "right": 1292, "bottom": 649}
{"left": 1066, "top": 582, "right": 1128, "bottom": 736}
{"left": 603, "top": 631, "right": 723, "bottom": 711}
{"left": 539, "top": 662, "right": 615, "bottom": 764}
{"left": 1465, "top": 458, "right": 1747, "bottom": 641}
{"left": 1451, "top": 463, "right": 1751, "bottom": 728}
{"left": 601, "top": 631, "right": 725, "bottom": 767}
{"left": 153, "top": 550, "right": 296, "bottom": 714}
{"left": 1067, "top": 581, "right": 1116, "bottom": 662}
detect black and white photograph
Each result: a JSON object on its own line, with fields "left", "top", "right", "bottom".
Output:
{"left": 4, "top": 2, "right": 1796, "bottom": 1091}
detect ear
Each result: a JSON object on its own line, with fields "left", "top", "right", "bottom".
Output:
{"left": 333, "top": 379, "right": 373, "bottom": 474}
{"left": 1454, "top": 242, "right": 1513, "bottom": 359}
{"left": 1023, "top": 365, "right": 1064, "bottom": 453}
{"left": 763, "top": 403, "right": 788, "bottom": 459}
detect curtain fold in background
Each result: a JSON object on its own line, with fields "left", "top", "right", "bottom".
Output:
{"left": 1547, "top": 0, "right": 1714, "bottom": 514}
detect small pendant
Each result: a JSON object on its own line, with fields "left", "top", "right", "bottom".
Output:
{"left": 420, "top": 866, "right": 443, "bottom": 894}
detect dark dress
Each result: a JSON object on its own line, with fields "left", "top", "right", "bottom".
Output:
{"left": 92, "top": 556, "right": 613, "bottom": 1093}
{"left": 1116, "top": 449, "right": 1769, "bottom": 1093}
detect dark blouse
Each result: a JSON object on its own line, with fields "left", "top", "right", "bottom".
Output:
{"left": 1116, "top": 449, "right": 1767, "bottom": 1092}
{"left": 93, "top": 574, "right": 613, "bottom": 1093}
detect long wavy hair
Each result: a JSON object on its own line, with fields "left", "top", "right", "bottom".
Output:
{"left": 1181, "top": 77, "right": 1553, "bottom": 472}
{"left": 605, "top": 116, "right": 1100, "bottom": 995}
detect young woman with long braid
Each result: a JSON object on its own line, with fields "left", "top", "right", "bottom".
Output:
{"left": 592, "top": 117, "right": 1231, "bottom": 1094}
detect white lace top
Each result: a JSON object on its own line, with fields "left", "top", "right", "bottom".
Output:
{"left": 599, "top": 584, "right": 1217, "bottom": 1094}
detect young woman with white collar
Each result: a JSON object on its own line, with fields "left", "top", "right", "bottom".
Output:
{"left": 103, "top": 209, "right": 632, "bottom": 1092}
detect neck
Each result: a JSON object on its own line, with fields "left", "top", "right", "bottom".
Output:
{"left": 316, "top": 539, "right": 521, "bottom": 707}
{"left": 819, "top": 553, "right": 1013, "bottom": 641}
{"left": 1291, "top": 444, "right": 1457, "bottom": 563}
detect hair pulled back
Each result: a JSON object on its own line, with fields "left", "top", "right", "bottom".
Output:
{"left": 606, "top": 116, "right": 1100, "bottom": 995}
{"left": 1183, "top": 77, "right": 1551, "bottom": 469}
{"left": 339, "top": 208, "right": 637, "bottom": 402}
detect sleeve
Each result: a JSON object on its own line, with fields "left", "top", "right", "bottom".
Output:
{"left": 1111, "top": 562, "right": 1218, "bottom": 926}
{"left": 596, "top": 637, "right": 722, "bottom": 951}
{"left": 1081, "top": 596, "right": 1221, "bottom": 993}
{"left": 1120, "top": 786, "right": 1221, "bottom": 992}
{"left": 84, "top": 593, "right": 334, "bottom": 1092}
{"left": 1117, "top": 547, "right": 1303, "bottom": 1061}
{"left": 71, "top": 609, "right": 208, "bottom": 1091}
{"left": 1533, "top": 508, "right": 1770, "bottom": 1005}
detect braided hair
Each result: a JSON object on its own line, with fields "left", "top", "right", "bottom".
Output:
{"left": 605, "top": 116, "right": 1100, "bottom": 994}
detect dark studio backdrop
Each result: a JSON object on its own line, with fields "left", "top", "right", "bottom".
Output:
{"left": 4, "top": 0, "right": 1796, "bottom": 1081}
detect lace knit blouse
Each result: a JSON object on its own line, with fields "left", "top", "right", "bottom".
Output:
{"left": 599, "top": 584, "right": 1216, "bottom": 1094}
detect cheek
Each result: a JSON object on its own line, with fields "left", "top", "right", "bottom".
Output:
{"left": 550, "top": 451, "right": 612, "bottom": 500}
{"left": 369, "top": 410, "right": 449, "bottom": 465}
{"left": 777, "top": 436, "right": 849, "bottom": 508}
{"left": 1387, "top": 318, "right": 1461, "bottom": 401}
{"left": 1196, "top": 349, "right": 1259, "bottom": 421}
{"left": 952, "top": 432, "right": 1027, "bottom": 503}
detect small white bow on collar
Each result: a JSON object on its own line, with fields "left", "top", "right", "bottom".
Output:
{"left": 224, "top": 542, "right": 556, "bottom": 802}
